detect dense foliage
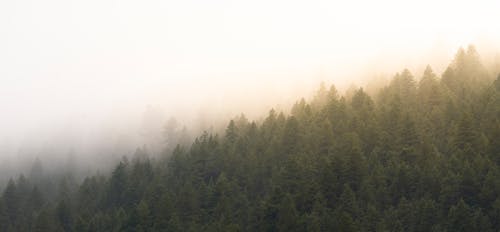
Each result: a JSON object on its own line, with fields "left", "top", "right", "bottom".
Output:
{"left": 1, "top": 46, "right": 499, "bottom": 231}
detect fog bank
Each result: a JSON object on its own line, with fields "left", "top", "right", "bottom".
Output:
{"left": 1, "top": 0, "right": 500, "bottom": 180}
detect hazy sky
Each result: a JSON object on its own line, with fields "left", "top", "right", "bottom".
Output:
{"left": 1, "top": 0, "right": 500, "bottom": 156}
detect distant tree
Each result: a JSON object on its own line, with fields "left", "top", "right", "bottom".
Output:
{"left": 56, "top": 199, "right": 73, "bottom": 232}
{"left": 106, "top": 160, "right": 128, "bottom": 208}
{"left": 281, "top": 116, "right": 301, "bottom": 156}
{"left": 277, "top": 194, "right": 300, "bottom": 232}
{"left": 447, "top": 199, "right": 477, "bottom": 232}
{"left": 2, "top": 179, "right": 18, "bottom": 225}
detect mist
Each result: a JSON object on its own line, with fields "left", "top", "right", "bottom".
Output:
{"left": 1, "top": 0, "right": 500, "bottom": 183}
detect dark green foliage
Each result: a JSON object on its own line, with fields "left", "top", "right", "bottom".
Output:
{"left": 1, "top": 47, "right": 499, "bottom": 231}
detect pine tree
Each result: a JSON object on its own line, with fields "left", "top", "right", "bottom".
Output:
{"left": 277, "top": 194, "right": 300, "bottom": 232}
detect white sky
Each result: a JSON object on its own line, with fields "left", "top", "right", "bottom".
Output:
{"left": 0, "top": 0, "right": 500, "bottom": 153}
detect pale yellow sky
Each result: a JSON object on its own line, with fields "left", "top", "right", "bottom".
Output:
{"left": 0, "top": 0, "right": 499, "bottom": 149}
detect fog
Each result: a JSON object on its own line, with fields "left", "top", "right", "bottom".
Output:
{"left": 1, "top": 0, "right": 500, "bottom": 181}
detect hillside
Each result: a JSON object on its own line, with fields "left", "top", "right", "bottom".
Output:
{"left": 1, "top": 46, "right": 500, "bottom": 231}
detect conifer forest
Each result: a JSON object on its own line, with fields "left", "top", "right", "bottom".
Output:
{"left": 1, "top": 46, "right": 499, "bottom": 231}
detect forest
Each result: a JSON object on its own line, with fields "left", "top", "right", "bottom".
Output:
{"left": 0, "top": 46, "right": 499, "bottom": 231}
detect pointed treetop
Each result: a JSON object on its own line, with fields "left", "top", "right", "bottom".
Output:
{"left": 455, "top": 46, "right": 466, "bottom": 60}
{"left": 420, "top": 65, "right": 438, "bottom": 86}
{"left": 401, "top": 68, "right": 413, "bottom": 77}
{"left": 423, "top": 65, "right": 435, "bottom": 77}
{"left": 466, "top": 44, "right": 478, "bottom": 57}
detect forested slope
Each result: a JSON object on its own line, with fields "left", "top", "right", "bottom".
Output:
{"left": 1, "top": 46, "right": 499, "bottom": 231}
